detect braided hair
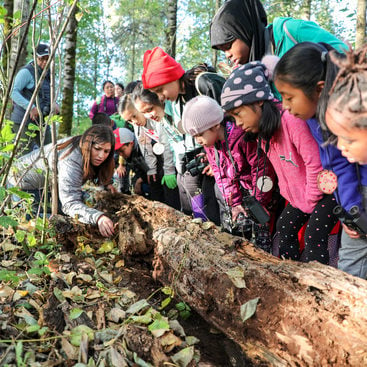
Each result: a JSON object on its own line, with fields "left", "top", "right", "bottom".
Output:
{"left": 327, "top": 44, "right": 367, "bottom": 129}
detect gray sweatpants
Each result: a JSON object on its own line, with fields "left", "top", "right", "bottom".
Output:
{"left": 338, "top": 186, "right": 367, "bottom": 279}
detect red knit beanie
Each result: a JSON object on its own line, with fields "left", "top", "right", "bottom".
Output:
{"left": 142, "top": 47, "right": 185, "bottom": 89}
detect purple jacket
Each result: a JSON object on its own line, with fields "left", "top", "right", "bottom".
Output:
{"left": 89, "top": 95, "right": 119, "bottom": 120}
{"left": 265, "top": 109, "right": 323, "bottom": 213}
{"left": 205, "top": 122, "right": 275, "bottom": 207}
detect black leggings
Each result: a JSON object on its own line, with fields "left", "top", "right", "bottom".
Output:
{"left": 276, "top": 195, "right": 338, "bottom": 264}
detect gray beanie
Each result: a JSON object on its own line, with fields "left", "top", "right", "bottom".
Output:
{"left": 182, "top": 95, "right": 224, "bottom": 136}
{"left": 221, "top": 61, "right": 274, "bottom": 111}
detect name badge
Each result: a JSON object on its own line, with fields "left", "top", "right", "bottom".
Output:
{"left": 317, "top": 169, "right": 338, "bottom": 194}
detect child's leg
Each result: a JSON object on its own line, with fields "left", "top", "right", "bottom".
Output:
{"left": 338, "top": 232, "right": 367, "bottom": 278}
{"left": 303, "top": 195, "right": 338, "bottom": 264}
{"left": 277, "top": 203, "right": 309, "bottom": 260}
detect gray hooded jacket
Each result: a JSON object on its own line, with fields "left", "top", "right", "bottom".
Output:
{"left": 9, "top": 140, "right": 104, "bottom": 225}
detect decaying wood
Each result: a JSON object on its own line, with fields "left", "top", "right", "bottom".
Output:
{"left": 54, "top": 193, "right": 367, "bottom": 366}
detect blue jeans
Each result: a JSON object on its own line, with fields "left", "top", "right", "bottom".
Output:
{"left": 338, "top": 230, "right": 367, "bottom": 279}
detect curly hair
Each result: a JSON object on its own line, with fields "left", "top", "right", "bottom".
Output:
{"left": 327, "top": 44, "right": 367, "bottom": 128}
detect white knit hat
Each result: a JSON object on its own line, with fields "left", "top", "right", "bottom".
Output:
{"left": 182, "top": 95, "right": 224, "bottom": 136}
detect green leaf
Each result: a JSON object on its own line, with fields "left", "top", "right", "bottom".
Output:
{"left": 70, "top": 325, "right": 94, "bottom": 346}
{"left": 0, "top": 216, "right": 18, "bottom": 228}
{"left": 131, "top": 314, "right": 153, "bottom": 324}
{"left": 28, "top": 123, "right": 40, "bottom": 131}
{"left": 15, "top": 230, "right": 26, "bottom": 243}
{"left": 26, "top": 324, "right": 40, "bottom": 333}
{"left": 7, "top": 187, "right": 32, "bottom": 199}
{"left": 53, "top": 287, "right": 66, "bottom": 302}
{"left": 240, "top": 297, "right": 259, "bottom": 323}
{"left": 148, "top": 318, "right": 170, "bottom": 336}
{"left": 0, "top": 186, "right": 6, "bottom": 201}
{"left": 0, "top": 6, "right": 8, "bottom": 16}
{"left": 161, "top": 286, "right": 173, "bottom": 296}
{"left": 160, "top": 297, "right": 172, "bottom": 310}
{"left": 15, "top": 341, "right": 24, "bottom": 367}
{"left": 70, "top": 308, "right": 84, "bottom": 320}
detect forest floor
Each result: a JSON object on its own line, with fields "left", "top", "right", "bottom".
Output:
{"left": 0, "top": 205, "right": 246, "bottom": 366}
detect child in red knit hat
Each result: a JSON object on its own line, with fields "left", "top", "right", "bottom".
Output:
{"left": 141, "top": 47, "right": 224, "bottom": 224}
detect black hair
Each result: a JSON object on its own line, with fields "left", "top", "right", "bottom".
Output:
{"left": 92, "top": 112, "right": 113, "bottom": 127}
{"left": 274, "top": 42, "right": 344, "bottom": 127}
{"left": 131, "top": 81, "right": 163, "bottom": 107}
{"left": 124, "top": 80, "right": 140, "bottom": 94}
{"left": 102, "top": 80, "right": 114, "bottom": 89}
{"left": 258, "top": 100, "right": 281, "bottom": 141}
{"left": 118, "top": 94, "right": 135, "bottom": 115}
{"left": 241, "top": 100, "right": 280, "bottom": 144}
{"left": 115, "top": 82, "right": 124, "bottom": 90}
{"left": 179, "top": 63, "right": 217, "bottom": 102}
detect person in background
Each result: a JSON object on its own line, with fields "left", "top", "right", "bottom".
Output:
{"left": 324, "top": 45, "right": 367, "bottom": 278}
{"left": 89, "top": 80, "right": 119, "bottom": 120}
{"left": 210, "top": 0, "right": 346, "bottom": 68}
{"left": 113, "top": 128, "right": 151, "bottom": 197}
{"left": 115, "top": 82, "right": 125, "bottom": 98}
{"left": 273, "top": 42, "right": 366, "bottom": 269}
{"left": 118, "top": 94, "right": 180, "bottom": 209}
{"left": 182, "top": 96, "right": 276, "bottom": 251}
{"left": 11, "top": 43, "right": 59, "bottom": 153}
{"left": 142, "top": 46, "right": 221, "bottom": 223}
{"left": 8, "top": 125, "right": 116, "bottom": 237}
{"left": 221, "top": 61, "right": 338, "bottom": 264}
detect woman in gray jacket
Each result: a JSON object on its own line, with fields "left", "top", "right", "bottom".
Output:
{"left": 9, "top": 125, "right": 116, "bottom": 237}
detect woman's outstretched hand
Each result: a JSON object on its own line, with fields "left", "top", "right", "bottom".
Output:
{"left": 97, "top": 215, "right": 115, "bottom": 237}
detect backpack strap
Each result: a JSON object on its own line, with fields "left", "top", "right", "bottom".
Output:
{"left": 194, "top": 71, "right": 217, "bottom": 95}
{"left": 283, "top": 21, "right": 298, "bottom": 45}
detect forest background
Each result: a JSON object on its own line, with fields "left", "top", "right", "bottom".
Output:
{"left": 0, "top": 0, "right": 366, "bottom": 139}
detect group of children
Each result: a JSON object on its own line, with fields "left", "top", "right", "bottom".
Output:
{"left": 9, "top": 0, "right": 367, "bottom": 280}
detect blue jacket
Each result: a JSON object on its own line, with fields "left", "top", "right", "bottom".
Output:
{"left": 306, "top": 118, "right": 367, "bottom": 211}
{"left": 11, "top": 62, "right": 51, "bottom": 124}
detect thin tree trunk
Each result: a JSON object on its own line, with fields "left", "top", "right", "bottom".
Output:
{"left": 60, "top": 3, "right": 78, "bottom": 136}
{"left": 165, "top": 0, "right": 177, "bottom": 58}
{"left": 2, "top": 0, "right": 14, "bottom": 79}
{"left": 356, "top": 0, "right": 367, "bottom": 48}
{"left": 9, "top": 0, "right": 30, "bottom": 76}
{"left": 301, "top": 0, "right": 312, "bottom": 20}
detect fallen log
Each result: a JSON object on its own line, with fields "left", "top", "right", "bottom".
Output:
{"left": 115, "top": 194, "right": 367, "bottom": 367}
{"left": 53, "top": 193, "right": 367, "bottom": 366}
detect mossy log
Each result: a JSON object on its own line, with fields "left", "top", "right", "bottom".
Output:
{"left": 54, "top": 193, "right": 367, "bottom": 366}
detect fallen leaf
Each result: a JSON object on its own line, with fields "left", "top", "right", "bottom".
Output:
{"left": 70, "top": 325, "right": 94, "bottom": 346}
{"left": 97, "top": 240, "right": 115, "bottom": 254}
{"left": 171, "top": 346, "right": 195, "bottom": 367}
{"left": 226, "top": 266, "right": 246, "bottom": 289}
{"left": 240, "top": 297, "right": 260, "bottom": 323}
{"left": 61, "top": 337, "right": 78, "bottom": 360}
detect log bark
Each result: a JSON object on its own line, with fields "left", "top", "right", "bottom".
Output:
{"left": 54, "top": 193, "right": 367, "bottom": 366}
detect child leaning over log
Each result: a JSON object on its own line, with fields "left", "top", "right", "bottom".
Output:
{"left": 182, "top": 95, "right": 276, "bottom": 252}
{"left": 324, "top": 44, "right": 367, "bottom": 278}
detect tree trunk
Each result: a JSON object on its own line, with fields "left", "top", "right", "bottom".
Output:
{"left": 60, "top": 3, "right": 78, "bottom": 136}
{"left": 53, "top": 193, "right": 367, "bottom": 366}
{"left": 9, "top": 0, "right": 30, "bottom": 77}
{"left": 356, "top": 0, "right": 367, "bottom": 48}
{"left": 301, "top": 0, "right": 312, "bottom": 20}
{"left": 2, "top": 0, "right": 14, "bottom": 79}
{"left": 165, "top": 0, "right": 177, "bottom": 58}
